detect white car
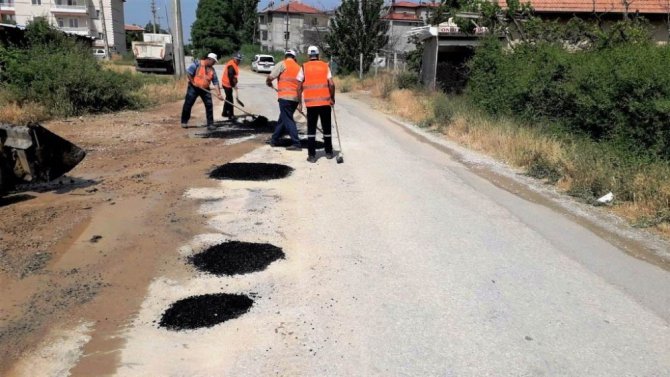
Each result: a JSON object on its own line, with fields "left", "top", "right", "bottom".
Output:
{"left": 92, "top": 48, "right": 107, "bottom": 60}
{"left": 251, "top": 54, "right": 275, "bottom": 73}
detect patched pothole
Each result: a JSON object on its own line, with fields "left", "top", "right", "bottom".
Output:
{"left": 189, "top": 241, "right": 284, "bottom": 276}
{"left": 159, "top": 293, "right": 253, "bottom": 330}
{"left": 209, "top": 163, "right": 294, "bottom": 181}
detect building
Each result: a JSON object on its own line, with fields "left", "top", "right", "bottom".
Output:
{"left": 258, "top": 0, "right": 330, "bottom": 53}
{"left": 498, "top": 0, "right": 670, "bottom": 42}
{"left": 383, "top": 1, "right": 438, "bottom": 52}
{"left": 0, "top": 0, "right": 126, "bottom": 54}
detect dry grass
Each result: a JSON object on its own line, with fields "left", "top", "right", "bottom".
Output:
{"left": 337, "top": 74, "right": 670, "bottom": 235}
{"left": 137, "top": 77, "right": 187, "bottom": 106}
{"left": 0, "top": 99, "right": 49, "bottom": 125}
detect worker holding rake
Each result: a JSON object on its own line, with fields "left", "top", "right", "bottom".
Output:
{"left": 181, "top": 52, "right": 223, "bottom": 130}
{"left": 297, "top": 46, "right": 336, "bottom": 163}
{"left": 266, "top": 49, "right": 302, "bottom": 151}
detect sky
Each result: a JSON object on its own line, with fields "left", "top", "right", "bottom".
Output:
{"left": 124, "top": 0, "right": 342, "bottom": 43}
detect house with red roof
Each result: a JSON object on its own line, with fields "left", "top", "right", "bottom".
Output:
{"left": 258, "top": 0, "right": 330, "bottom": 53}
{"left": 383, "top": 1, "right": 439, "bottom": 52}
{"left": 500, "top": 0, "right": 670, "bottom": 42}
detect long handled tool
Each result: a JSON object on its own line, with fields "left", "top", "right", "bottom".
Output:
{"left": 332, "top": 106, "right": 344, "bottom": 164}
{"left": 203, "top": 87, "right": 268, "bottom": 127}
{"left": 234, "top": 87, "right": 245, "bottom": 107}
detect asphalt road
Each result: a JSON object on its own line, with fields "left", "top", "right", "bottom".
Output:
{"left": 19, "top": 70, "right": 670, "bottom": 376}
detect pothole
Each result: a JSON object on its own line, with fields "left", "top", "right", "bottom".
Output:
{"left": 189, "top": 241, "right": 284, "bottom": 276}
{"left": 209, "top": 163, "right": 294, "bottom": 181}
{"left": 159, "top": 293, "right": 253, "bottom": 330}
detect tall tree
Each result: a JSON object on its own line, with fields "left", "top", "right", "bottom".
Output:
{"left": 191, "top": 0, "right": 259, "bottom": 57}
{"left": 326, "top": 0, "right": 388, "bottom": 74}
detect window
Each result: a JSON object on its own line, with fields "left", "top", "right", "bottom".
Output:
{"left": 261, "top": 30, "right": 267, "bottom": 41}
{"left": 98, "top": 32, "right": 103, "bottom": 39}
{"left": 96, "top": 10, "right": 100, "bottom": 19}
{"left": 67, "top": 0, "right": 77, "bottom": 5}
{"left": 1, "top": 14, "right": 16, "bottom": 23}
{"left": 31, "top": 0, "right": 41, "bottom": 4}
{"left": 57, "top": 17, "right": 64, "bottom": 27}
{"left": 68, "top": 18, "right": 78, "bottom": 27}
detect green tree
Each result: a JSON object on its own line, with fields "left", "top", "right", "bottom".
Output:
{"left": 326, "top": 0, "right": 388, "bottom": 74}
{"left": 191, "top": 0, "right": 259, "bottom": 57}
{"left": 144, "top": 22, "right": 169, "bottom": 34}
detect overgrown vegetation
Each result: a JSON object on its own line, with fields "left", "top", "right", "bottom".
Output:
{"left": 0, "top": 20, "right": 184, "bottom": 124}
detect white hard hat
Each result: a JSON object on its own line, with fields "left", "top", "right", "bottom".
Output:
{"left": 207, "top": 53, "right": 218, "bottom": 63}
{"left": 285, "top": 49, "right": 296, "bottom": 57}
{"left": 307, "top": 45, "right": 319, "bottom": 55}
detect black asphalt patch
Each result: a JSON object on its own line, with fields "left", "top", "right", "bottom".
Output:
{"left": 159, "top": 293, "right": 253, "bottom": 330}
{"left": 189, "top": 241, "right": 284, "bottom": 276}
{"left": 209, "top": 163, "right": 294, "bottom": 181}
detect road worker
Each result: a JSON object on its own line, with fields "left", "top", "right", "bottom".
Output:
{"left": 297, "top": 46, "right": 336, "bottom": 163}
{"left": 221, "top": 52, "right": 242, "bottom": 120}
{"left": 266, "top": 49, "right": 302, "bottom": 151}
{"left": 181, "top": 52, "right": 223, "bottom": 130}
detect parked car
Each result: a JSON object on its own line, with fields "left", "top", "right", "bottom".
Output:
{"left": 251, "top": 54, "right": 275, "bottom": 73}
{"left": 92, "top": 48, "right": 107, "bottom": 60}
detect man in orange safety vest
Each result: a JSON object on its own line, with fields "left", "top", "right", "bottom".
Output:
{"left": 266, "top": 49, "right": 302, "bottom": 150}
{"left": 221, "top": 52, "right": 242, "bottom": 120}
{"left": 181, "top": 52, "right": 223, "bottom": 130}
{"left": 297, "top": 46, "right": 336, "bottom": 163}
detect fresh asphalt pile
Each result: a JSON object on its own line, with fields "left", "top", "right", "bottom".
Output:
{"left": 188, "top": 241, "right": 284, "bottom": 276}
{"left": 209, "top": 163, "right": 294, "bottom": 181}
{"left": 159, "top": 294, "right": 253, "bottom": 331}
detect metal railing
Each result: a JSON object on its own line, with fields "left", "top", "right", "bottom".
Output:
{"left": 52, "top": 3, "right": 87, "bottom": 11}
{"left": 0, "top": 0, "right": 16, "bottom": 7}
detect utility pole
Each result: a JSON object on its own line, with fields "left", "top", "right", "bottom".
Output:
{"left": 98, "top": 0, "right": 110, "bottom": 60}
{"left": 151, "top": 0, "right": 158, "bottom": 33}
{"left": 359, "top": 0, "right": 364, "bottom": 79}
{"left": 172, "top": 0, "right": 185, "bottom": 77}
{"left": 285, "top": 1, "right": 290, "bottom": 50}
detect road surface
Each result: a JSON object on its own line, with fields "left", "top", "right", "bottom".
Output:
{"left": 3, "top": 70, "right": 670, "bottom": 376}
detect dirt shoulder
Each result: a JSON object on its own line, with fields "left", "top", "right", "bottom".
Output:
{"left": 0, "top": 100, "right": 268, "bottom": 375}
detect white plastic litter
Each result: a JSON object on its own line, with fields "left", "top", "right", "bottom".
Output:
{"left": 597, "top": 192, "right": 614, "bottom": 203}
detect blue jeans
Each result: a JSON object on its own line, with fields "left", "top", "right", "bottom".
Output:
{"left": 271, "top": 99, "right": 300, "bottom": 147}
{"left": 181, "top": 84, "right": 213, "bottom": 126}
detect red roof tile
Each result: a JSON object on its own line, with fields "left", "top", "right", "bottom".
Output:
{"left": 264, "top": 1, "right": 322, "bottom": 14}
{"left": 499, "top": 0, "right": 670, "bottom": 14}
{"left": 383, "top": 13, "right": 422, "bottom": 20}
{"left": 124, "top": 24, "right": 144, "bottom": 31}
{"left": 391, "top": 1, "right": 440, "bottom": 8}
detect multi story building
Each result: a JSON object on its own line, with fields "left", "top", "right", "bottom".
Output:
{"left": 0, "top": 0, "right": 126, "bottom": 54}
{"left": 258, "top": 0, "right": 330, "bottom": 53}
{"left": 383, "top": 1, "right": 438, "bottom": 52}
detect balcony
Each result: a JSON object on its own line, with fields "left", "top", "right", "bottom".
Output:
{"left": 59, "top": 26, "right": 90, "bottom": 36}
{"left": 0, "top": 0, "right": 15, "bottom": 11}
{"left": 51, "top": 3, "right": 88, "bottom": 14}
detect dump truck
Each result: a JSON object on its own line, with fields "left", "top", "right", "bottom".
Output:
{"left": 132, "top": 33, "right": 175, "bottom": 74}
{"left": 0, "top": 124, "right": 86, "bottom": 197}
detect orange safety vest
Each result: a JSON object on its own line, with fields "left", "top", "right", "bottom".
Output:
{"left": 302, "top": 60, "right": 331, "bottom": 108}
{"left": 277, "top": 58, "right": 301, "bottom": 100}
{"left": 192, "top": 60, "right": 214, "bottom": 89}
{"left": 221, "top": 59, "right": 239, "bottom": 88}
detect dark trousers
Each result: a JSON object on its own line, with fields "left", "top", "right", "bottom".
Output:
{"left": 272, "top": 99, "right": 300, "bottom": 147}
{"left": 181, "top": 84, "right": 213, "bottom": 126}
{"left": 222, "top": 86, "right": 234, "bottom": 117}
{"left": 306, "top": 105, "right": 333, "bottom": 157}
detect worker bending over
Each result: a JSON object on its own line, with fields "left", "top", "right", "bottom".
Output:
{"left": 221, "top": 53, "right": 242, "bottom": 120}
{"left": 297, "top": 46, "right": 336, "bottom": 163}
{"left": 181, "top": 53, "right": 223, "bottom": 130}
{"left": 266, "top": 49, "right": 302, "bottom": 151}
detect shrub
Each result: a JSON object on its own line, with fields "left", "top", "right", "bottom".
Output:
{"left": 468, "top": 36, "right": 670, "bottom": 160}
{"left": 396, "top": 71, "right": 419, "bottom": 89}
{"left": 0, "top": 20, "right": 145, "bottom": 120}
{"left": 431, "top": 92, "right": 453, "bottom": 126}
